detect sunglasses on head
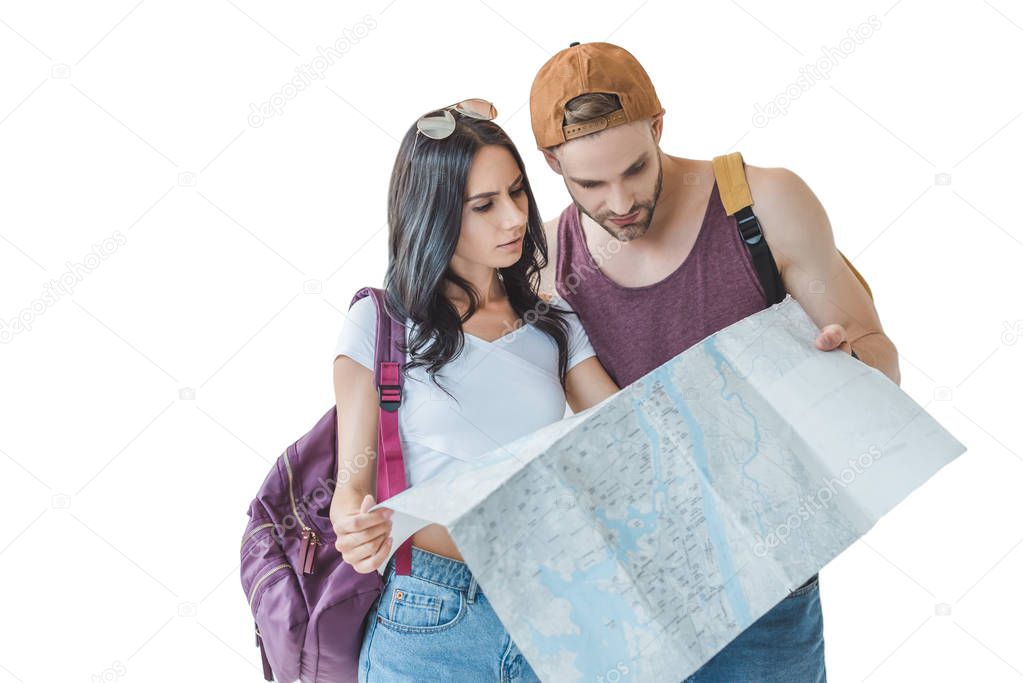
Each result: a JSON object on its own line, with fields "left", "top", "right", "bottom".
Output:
{"left": 409, "top": 98, "right": 498, "bottom": 164}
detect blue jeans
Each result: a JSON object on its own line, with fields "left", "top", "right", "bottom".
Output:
{"left": 359, "top": 546, "right": 825, "bottom": 682}
{"left": 684, "top": 574, "right": 827, "bottom": 682}
{"left": 358, "top": 545, "right": 540, "bottom": 682}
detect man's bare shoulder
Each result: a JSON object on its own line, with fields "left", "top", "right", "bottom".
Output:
{"left": 538, "top": 215, "right": 560, "bottom": 297}
{"left": 542, "top": 215, "right": 559, "bottom": 235}
{"left": 744, "top": 163, "right": 808, "bottom": 210}
{"left": 743, "top": 162, "right": 838, "bottom": 276}
{"left": 744, "top": 164, "right": 819, "bottom": 244}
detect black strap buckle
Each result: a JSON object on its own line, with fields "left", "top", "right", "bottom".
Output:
{"left": 736, "top": 207, "right": 763, "bottom": 245}
{"left": 378, "top": 383, "right": 402, "bottom": 412}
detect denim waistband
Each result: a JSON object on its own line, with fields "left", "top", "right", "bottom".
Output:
{"left": 387, "top": 545, "right": 477, "bottom": 592}
{"left": 387, "top": 548, "right": 816, "bottom": 596}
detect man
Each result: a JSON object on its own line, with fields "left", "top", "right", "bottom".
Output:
{"left": 530, "top": 41, "right": 900, "bottom": 682}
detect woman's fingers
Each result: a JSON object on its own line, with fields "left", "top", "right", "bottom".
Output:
{"left": 335, "top": 519, "right": 392, "bottom": 553}
{"left": 359, "top": 535, "right": 393, "bottom": 574}
{"left": 333, "top": 507, "right": 393, "bottom": 536}
{"left": 351, "top": 534, "right": 393, "bottom": 574}
{"left": 339, "top": 533, "right": 382, "bottom": 568}
{"left": 331, "top": 496, "right": 396, "bottom": 572}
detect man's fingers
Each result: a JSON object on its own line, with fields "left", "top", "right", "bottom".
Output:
{"left": 815, "top": 324, "right": 846, "bottom": 350}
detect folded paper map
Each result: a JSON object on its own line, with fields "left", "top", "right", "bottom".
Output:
{"left": 371, "top": 295, "right": 966, "bottom": 682}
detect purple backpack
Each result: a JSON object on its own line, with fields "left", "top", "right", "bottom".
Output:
{"left": 240, "top": 287, "right": 414, "bottom": 682}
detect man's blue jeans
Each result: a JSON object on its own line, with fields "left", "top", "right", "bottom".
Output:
{"left": 684, "top": 574, "right": 827, "bottom": 682}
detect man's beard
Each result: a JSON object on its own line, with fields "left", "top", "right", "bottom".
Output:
{"left": 578, "top": 158, "right": 664, "bottom": 243}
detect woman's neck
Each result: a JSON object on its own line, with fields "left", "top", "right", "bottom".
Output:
{"left": 445, "top": 268, "right": 505, "bottom": 310}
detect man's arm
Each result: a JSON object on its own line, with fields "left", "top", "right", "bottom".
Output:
{"left": 747, "top": 165, "right": 901, "bottom": 385}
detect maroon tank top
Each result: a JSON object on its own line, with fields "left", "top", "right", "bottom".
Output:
{"left": 555, "top": 177, "right": 769, "bottom": 388}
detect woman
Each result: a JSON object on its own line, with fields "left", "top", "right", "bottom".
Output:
{"left": 329, "top": 99, "right": 620, "bottom": 682}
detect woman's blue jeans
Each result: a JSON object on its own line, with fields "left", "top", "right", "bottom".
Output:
{"left": 358, "top": 545, "right": 541, "bottom": 682}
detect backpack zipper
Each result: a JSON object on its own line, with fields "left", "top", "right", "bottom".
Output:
{"left": 282, "top": 450, "right": 321, "bottom": 575}
{"left": 240, "top": 522, "right": 276, "bottom": 551}
{"left": 248, "top": 562, "right": 290, "bottom": 609}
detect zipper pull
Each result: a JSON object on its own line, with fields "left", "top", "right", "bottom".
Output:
{"left": 299, "top": 527, "right": 319, "bottom": 575}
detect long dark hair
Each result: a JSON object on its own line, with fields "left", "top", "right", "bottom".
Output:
{"left": 381, "top": 110, "right": 575, "bottom": 400}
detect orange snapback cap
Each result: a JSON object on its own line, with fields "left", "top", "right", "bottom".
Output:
{"left": 529, "top": 41, "right": 663, "bottom": 149}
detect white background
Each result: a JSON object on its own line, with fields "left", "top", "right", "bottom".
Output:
{"left": 1, "top": 1, "right": 1020, "bottom": 681}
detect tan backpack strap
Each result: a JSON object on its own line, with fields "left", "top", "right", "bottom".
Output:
{"left": 712, "top": 152, "right": 753, "bottom": 216}
{"left": 714, "top": 152, "right": 875, "bottom": 302}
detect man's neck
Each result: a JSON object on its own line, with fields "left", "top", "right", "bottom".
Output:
{"left": 644, "top": 153, "right": 699, "bottom": 242}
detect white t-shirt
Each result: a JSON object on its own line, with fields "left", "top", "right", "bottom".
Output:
{"left": 333, "top": 293, "right": 596, "bottom": 486}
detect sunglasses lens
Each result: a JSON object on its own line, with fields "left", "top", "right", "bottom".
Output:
{"left": 415, "top": 99, "right": 495, "bottom": 143}
{"left": 454, "top": 99, "right": 497, "bottom": 120}
{"left": 417, "top": 110, "right": 456, "bottom": 139}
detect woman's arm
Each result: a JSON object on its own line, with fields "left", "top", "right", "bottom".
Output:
{"left": 332, "top": 356, "right": 379, "bottom": 502}
{"left": 329, "top": 355, "right": 394, "bottom": 573}
{"left": 565, "top": 355, "right": 619, "bottom": 413}
{"left": 543, "top": 289, "right": 619, "bottom": 413}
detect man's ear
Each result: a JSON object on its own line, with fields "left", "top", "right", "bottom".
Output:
{"left": 650, "top": 109, "right": 665, "bottom": 145}
{"left": 540, "top": 147, "right": 563, "bottom": 175}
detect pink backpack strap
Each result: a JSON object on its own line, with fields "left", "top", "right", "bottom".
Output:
{"left": 351, "top": 286, "right": 413, "bottom": 576}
